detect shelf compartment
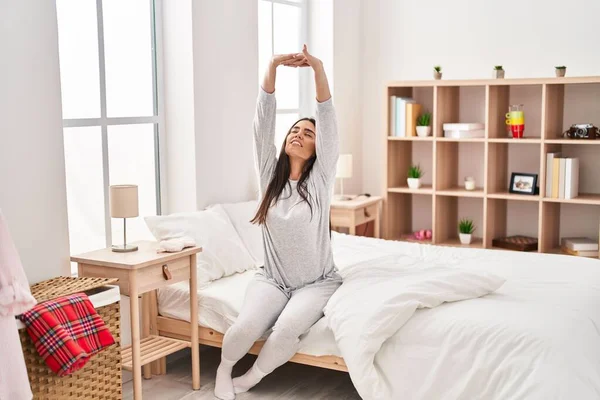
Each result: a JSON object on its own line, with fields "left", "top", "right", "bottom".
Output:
{"left": 434, "top": 86, "right": 485, "bottom": 138}
{"left": 386, "top": 192, "right": 432, "bottom": 241}
{"left": 487, "top": 142, "right": 541, "bottom": 195}
{"left": 485, "top": 198, "right": 540, "bottom": 249}
{"left": 488, "top": 84, "right": 543, "bottom": 139}
{"left": 387, "top": 86, "right": 433, "bottom": 138}
{"left": 122, "top": 335, "right": 190, "bottom": 371}
{"left": 539, "top": 202, "right": 600, "bottom": 253}
{"left": 387, "top": 141, "right": 433, "bottom": 188}
{"left": 434, "top": 196, "right": 484, "bottom": 245}
{"left": 544, "top": 83, "right": 600, "bottom": 140}
{"left": 436, "top": 141, "right": 485, "bottom": 192}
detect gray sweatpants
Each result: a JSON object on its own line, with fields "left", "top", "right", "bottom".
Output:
{"left": 221, "top": 276, "right": 341, "bottom": 374}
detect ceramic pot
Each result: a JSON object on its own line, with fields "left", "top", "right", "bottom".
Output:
{"left": 555, "top": 68, "right": 566, "bottom": 77}
{"left": 433, "top": 71, "right": 442, "bottom": 80}
{"left": 459, "top": 233, "right": 472, "bottom": 245}
{"left": 407, "top": 178, "right": 421, "bottom": 189}
{"left": 494, "top": 69, "right": 505, "bottom": 79}
{"left": 416, "top": 126, "right": 431, "bottom": 137}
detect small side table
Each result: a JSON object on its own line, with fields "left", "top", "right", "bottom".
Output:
{"left": 331, "top": 195, "right": 383, "bottom": 237}
{"left": 72, "top": 241, "right": 202, "bottom": 399}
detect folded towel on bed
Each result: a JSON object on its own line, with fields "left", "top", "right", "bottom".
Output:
{"left": 157, "top": 236, "right": 196, "bottom": 253}
{"left": 18, "top": 293, "right": 115, "bottom": 376}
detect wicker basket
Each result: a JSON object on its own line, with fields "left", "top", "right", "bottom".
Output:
{"left": 19, "top": 277, "right": 122, "bottom": 399}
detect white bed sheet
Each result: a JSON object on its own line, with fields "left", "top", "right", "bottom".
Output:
{"left": 158, "top": 232, "right": 600, "bottom": 398}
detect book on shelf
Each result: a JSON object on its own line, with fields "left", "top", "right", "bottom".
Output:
{"left": 564, "top": 158, "right": 579, "bottom": 199}
{"left": 405, "top": 103, "right": 421, "bottom": 137}
{"left": 558, "top": 158, "right": 566, "bottom": 199}
{"left": 552, "top": 158, "right": 561, "bottom": 198}
{"left": 560, "top": 246, "right": 599, "bottom": 258}
{"left": 390, "top": 96, "right": 397, "bottom": 136}
{"left": 561, "top": 237, "right": 599, "bottom": 252}
{"left": 394, "top": 97, "right": 415, "bottom": 137}
{"left": 547, "top": 155, "right": 579, "bottom": 199}
{"left": 545, "top": 152, "right": 561, "bottom": 198}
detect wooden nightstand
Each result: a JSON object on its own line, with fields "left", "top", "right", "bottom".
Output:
{"left": 331, "top": 196, "right": 383, "bottom": 237}
{"left": 71, "top": 241, "right": 202, "bottom": 399}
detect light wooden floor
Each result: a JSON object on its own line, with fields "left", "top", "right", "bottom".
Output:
{"left": 123, "top": 346, "right": 360, "bottom": 399}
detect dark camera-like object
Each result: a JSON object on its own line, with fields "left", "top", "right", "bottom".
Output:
{"left": 563, "top": 123, "right": 600, "bottom": 140}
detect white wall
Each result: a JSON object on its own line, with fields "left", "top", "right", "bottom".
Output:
{"left": 192, "top": 0, "right": 259, "bottom": 209}
{"left": 161, "top": 0, "right": 198, "bottom": 214}
{"left": 359, "top": 0, "right": 600, "bottom": 196}
{"left": 0, "top": 0, "right": 70, "bottom": 283}
{"left": 331, "top": 0, "right": 363, "bottom": 195}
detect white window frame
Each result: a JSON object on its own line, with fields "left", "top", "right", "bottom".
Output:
{"left": 61, "top": 0, "right": 165, "bottom": 248}
{"left": 260, "top": 0, "right": 310, "bottom": 120}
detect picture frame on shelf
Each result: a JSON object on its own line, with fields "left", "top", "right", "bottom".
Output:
{"left": 509, "top": 173, "right": 538, "bottom": 195}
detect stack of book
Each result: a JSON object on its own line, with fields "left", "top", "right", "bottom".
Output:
{"left": 390, "top": 96, "right": 421, "bottom": 137}
{"left": 561, "top": 237, "right": 599, "bottom": 258}
{"left": 545, "top": 153, "right": 579, "bottom": 199}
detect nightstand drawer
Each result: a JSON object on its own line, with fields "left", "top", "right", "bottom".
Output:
{"left": 137, "top": 257, "right": 191, "bottom": 293}
{"left": 354, "top": 203, "right": 378, "bottom": 226}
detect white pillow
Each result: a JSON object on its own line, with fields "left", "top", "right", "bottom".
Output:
{"left": 144, "top": 209, "right": 256, "bottom": 284}
{"left": 210, "top": 201, "right": 264, "bottom": 267}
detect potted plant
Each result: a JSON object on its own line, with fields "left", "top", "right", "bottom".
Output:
{"left": 458, "top": 218, "right": 475, "bottom": 245}
{"left": 416, "top": 112, "right": 432, "bottom": 137}
{"left": 407, "top": 165, "right": 423, "bottom": 189}
{"left": 494, "top": 65, "right": 505, "bottom": 79}
{"left": 433, "top": 65, "right": 442, "bottom": 80}
{"left": 555, "top": 66, "right": 566, "bottom": 77}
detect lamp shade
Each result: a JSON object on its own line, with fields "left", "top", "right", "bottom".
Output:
{"left": 110, "top": 185, "right": 139, "bottom": 218}
{"left": 336, "top": 154, "right": 353, "bottom": 179}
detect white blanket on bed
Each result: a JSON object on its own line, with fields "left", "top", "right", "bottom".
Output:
{"left": 324, "top": 254, "right": 505, "bottom": 400}
{"left": 326, "top": 234, "right": 600, "bottom": 400}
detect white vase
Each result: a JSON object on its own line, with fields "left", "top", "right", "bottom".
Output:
{"left": 416, "top": 126, "right": 431, "bottom": 137}
{"left": 459, "top": 233, "right": 472, "bottom": 245}
{"left": 407, "top": 178, "right": 421, "bottom": 189}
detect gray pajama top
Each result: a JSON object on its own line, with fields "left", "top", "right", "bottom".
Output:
{"left": 253, "top": 88, "right": 341, "bottom": 292}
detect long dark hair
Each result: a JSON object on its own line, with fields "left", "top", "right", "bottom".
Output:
{"left": 251, "top": 117, "right": 317, "bottom": 225}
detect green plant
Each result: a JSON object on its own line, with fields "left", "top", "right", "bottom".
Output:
{"left": 458, "top": 218, "right": 476, "bottom": 234}
{"left": 407, "top": 165, "right": 423, "bottom": 179}
{"left": 494, "top": 65, "right": 503, "bottom": 70}
{"left": 433, "top": 65, "right": 442, "bottom": 72}
{"left": 555, "top": 66, "right": 566, "bottom": 69}
{"left": 416, "top": 112, "right": 431, "bottom": 127}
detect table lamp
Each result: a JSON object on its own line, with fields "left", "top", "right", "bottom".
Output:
{"left": 336, "top": 154, "right": 353, "bottom": 201}
{"left": 110, "top": 184, "right": 139, "bottom": 252}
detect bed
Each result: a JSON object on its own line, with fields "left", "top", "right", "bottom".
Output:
{"left": 144, "top": 202, "right": 600, "bottom": 400}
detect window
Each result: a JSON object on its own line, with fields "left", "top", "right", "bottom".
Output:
{"left": 258, "top": 0, "right": 308, "bottom": 150}
{"left": 56, "top": 0, "right": 162, "bottom": 271}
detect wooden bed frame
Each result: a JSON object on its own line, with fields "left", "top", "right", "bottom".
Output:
{"left": 142, "top": 289, "right": 347, "bottom": 380}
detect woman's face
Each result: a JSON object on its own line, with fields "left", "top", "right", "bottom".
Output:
{"left": 284, "top": 120, "right": 316, "bottom": 160}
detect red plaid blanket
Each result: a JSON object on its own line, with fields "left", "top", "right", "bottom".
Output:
{"left": 18, "top": 293, "right": 115, "bottom": 376}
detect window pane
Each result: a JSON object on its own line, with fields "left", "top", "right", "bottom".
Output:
{"left": 273, "top": 3, "right": 301, "bottom": 108}
{"left": 108, "top": 124, "right": 157, "bottom": 245}
{"left": 258, "top": 0, "right": 272, "bottom": 80}
{"left": 56, "top": 0, "right": 101, "bottom": 119}
{"left": 63, "top": 127, "right": 106, "bottom": 256}
{"left": 275, "top": 113, "right": 299, "bottom": 153}
{"left": 103, "top": 0, "right": 154, "bottom": 117}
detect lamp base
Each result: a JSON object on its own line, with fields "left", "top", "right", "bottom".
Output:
{"left": 112, "top": 244, "right": 139, "bottom": 253}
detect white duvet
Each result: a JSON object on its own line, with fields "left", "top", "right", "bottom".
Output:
{"left": 327, "top": 234, "right": 600, "bottom": 400}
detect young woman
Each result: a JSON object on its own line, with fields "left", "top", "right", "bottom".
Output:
{"left": 214, "top": 45, "right": 342, "bottom": 400}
